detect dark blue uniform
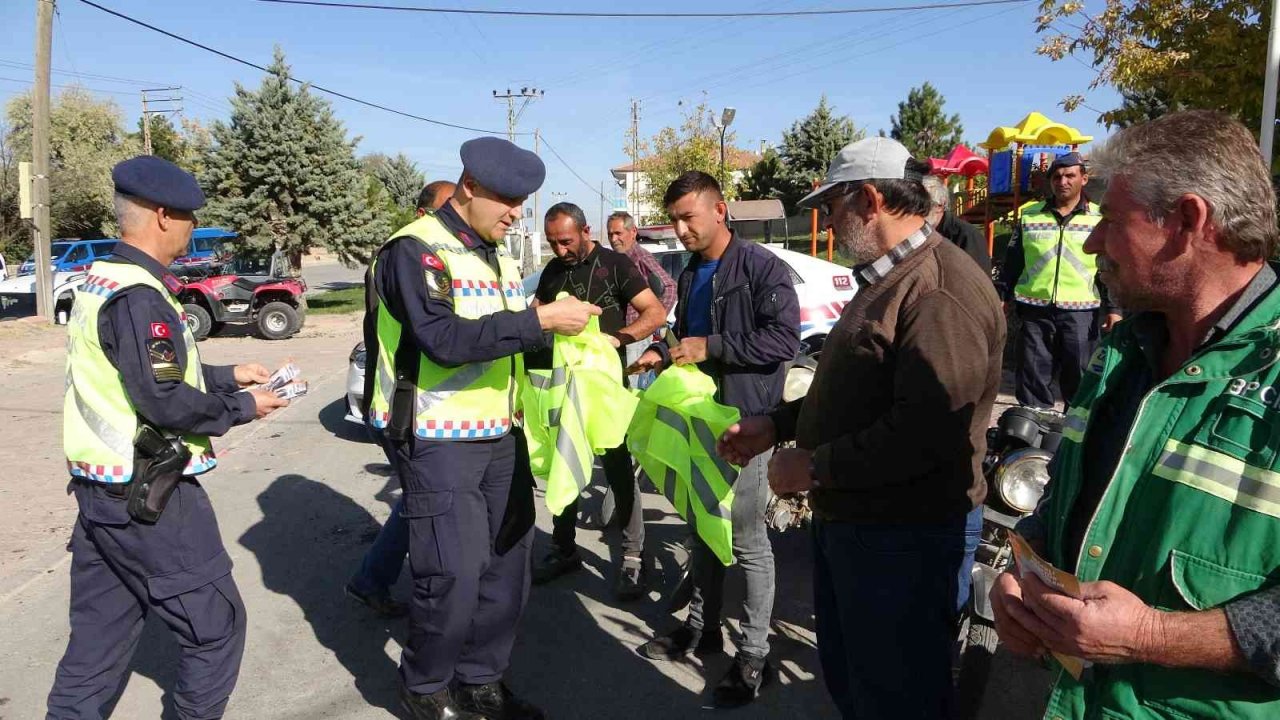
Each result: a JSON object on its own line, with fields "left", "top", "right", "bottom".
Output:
{"left": 366, "top": 201, "right": 548, "bottom": 697}
{"left": 47, "top": 244, "right": 255, "bottom": 720}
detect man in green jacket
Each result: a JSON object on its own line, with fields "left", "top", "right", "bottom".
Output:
{"left": 990, "top": 110, "right": 1280, "bottom": 719}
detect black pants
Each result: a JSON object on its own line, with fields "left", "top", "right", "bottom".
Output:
{"left": 47, "top": 480, "right": 246, "bottom": 720}
{"left": 550, "top": 443, "right": 644, "bottom": 557}
{"left": 1015, "top": 304, "right": 1097, "bottom": 408}
{"left": 395, "top": 433, "right": 532, "bottom": 695}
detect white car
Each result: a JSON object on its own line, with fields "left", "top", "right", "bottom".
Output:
{"left": 0, "top": 270, "right": 88, "bottom": 324}
{"left": 343, "top": 242, "right": 854, "bottom": 424}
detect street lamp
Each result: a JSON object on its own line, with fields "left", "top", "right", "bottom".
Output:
{"left": 711, "top": 106, "right": 736, "bottom": 187}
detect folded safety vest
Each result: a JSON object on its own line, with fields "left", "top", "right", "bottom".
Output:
{"left": 627, "top": 365, "right": 739, "bottom": 566}
{"left": 523, "top": 314, "right": 638, "bottom": 516}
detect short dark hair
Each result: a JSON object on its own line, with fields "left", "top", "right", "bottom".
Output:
{"left": 545, "top": 201, "right": 588, "bottom": 230}
{"left": 864, "top": 158, "right": 933, "bottom": 217}
{"left": 663, "top": 171, "right": 724, "bottom": 208}
{"left": 417, "top": 180, "right": 455, "bottom": 211}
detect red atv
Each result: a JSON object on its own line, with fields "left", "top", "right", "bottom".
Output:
{"left": 173, "top": 249, "right": 307, "bottom": 341}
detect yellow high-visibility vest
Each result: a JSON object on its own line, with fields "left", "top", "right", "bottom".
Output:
{"left": 1014, "top": 200, "right": 1103, "bottom": 309}
{"left": 523, "top": 312, "right": 638, "bottom": 515}
{"left": 628, "top": 365, "right": 738, "bottom": 566}
{"left": 64, "top": 260, "right": 216, "bottom": 483}
{"left": 367, "top": 214, "right": 526, "bottom": 440}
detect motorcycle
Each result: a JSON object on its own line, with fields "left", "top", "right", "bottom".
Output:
{"left": 954, "top": 405, "right": 1063, "bottom": 718}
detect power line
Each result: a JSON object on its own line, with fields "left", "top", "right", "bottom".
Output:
{"left": 0, "top": 74, "right": 140, "bottom": 97}
{"left": 258, "top": 0, "right": 1033, "bottom": 19}
{"left": 73, "top": 0, "right": 523, "bottom": 135}
{"left": 539, "top": 135, "right": 607, "bottom": 202}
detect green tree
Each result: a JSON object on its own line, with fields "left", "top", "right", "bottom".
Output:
{"left": 738, "top": 147, "right": 786, "bottom": 202}
{"left": 134, "top": 114, "right": 185, "bottom": 164}
{"left": 776, "top": 96, "right": 863, "bottom": 212}
{"left": 200, "top": 48, "right": 388, "bottom": 265}
{"left": 889, "top": 82, "right": 964, "bottom": 159}
{"left": 1035, "top": 1, "right": 1268, "bottom": 130}
{"left": 362, "top": 152, "right": 425, "bottom": 211}
{"left": 631, "top": 101, "right": 741, "bottom": 222}
{"left": 5, "top": 86, "right": 139, "bottom": 242}
{"left": 0, "top": 119, "right": 24, "bottom": 262}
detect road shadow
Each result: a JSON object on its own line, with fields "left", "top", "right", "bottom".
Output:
{"left": 100, "top": 613, "right": 183, "bottom": 719}
{"left": 238, "top": 473, "right": 404, "bottom": 714}
{"left": 318, "top": 396, "right": 370, "bottom": 443}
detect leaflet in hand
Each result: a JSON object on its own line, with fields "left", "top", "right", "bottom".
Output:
{"left": 1008, "top": 532, "right": 1091, "bottom": 680}
{"left": 258, "top": 362, "right": 308, "bottom": 399}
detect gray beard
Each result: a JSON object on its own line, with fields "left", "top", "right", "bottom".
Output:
{"left": 837, "top": 216, "right": 880, "bottom": 265}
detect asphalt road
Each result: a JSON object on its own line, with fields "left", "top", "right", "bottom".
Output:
{"left": 0, "top": 311, "right": 1052, "bottom": 719}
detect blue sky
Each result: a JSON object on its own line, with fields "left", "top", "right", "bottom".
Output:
{"left": 1, "top": 0, "right": 1118, "bottom": 217}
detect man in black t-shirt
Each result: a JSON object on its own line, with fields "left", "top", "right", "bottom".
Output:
{"left": 532, "top": 202, "right": 666, "bottom": 600}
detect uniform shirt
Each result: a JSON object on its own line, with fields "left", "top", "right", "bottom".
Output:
{"left": 998, "top": 194, "right": 1115, "bottom": 313}
{"left": 1026, "top": 263, "right": 1280, "bottom": 685}
{"left": 370, "top": 202, "right": 546, "bottom": 375}
{"left": 534, "top": 243, "right": 648, "bottom": 337}
{"left": 97, "top": 243, "right": 255, "bottom": 437}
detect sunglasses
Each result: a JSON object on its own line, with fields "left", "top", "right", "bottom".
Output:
{"left": 818, "top": 182, "right": 865, "bottom": 217}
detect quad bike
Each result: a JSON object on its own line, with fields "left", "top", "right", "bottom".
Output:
{"left": 173, "top": 249, "right": 307, "bottom": 341}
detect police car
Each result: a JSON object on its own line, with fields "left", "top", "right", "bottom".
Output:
{"left": 343, "top": 242, "right": 855, "bottom": 424}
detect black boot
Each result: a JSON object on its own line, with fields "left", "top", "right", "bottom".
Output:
{"left": 399, "top": 685, "right": 484, "bottom": 720}
{"left": 635, "top": 623, "right": 724, "bottom": 661}
{"left": 454, "top": 681, "right": 547, "bottom": 720}
{"left": 712, "top": 653, "right": 772, "bottom": 708}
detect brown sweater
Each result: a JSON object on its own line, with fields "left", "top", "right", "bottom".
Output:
{"left": 774, "top": 233, "right": 1005, "bottom": 524}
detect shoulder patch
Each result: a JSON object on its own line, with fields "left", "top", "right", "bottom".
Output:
{"left": 150, "top": 322, "right": 171, "bottom": 338}
{"left": 422, "top": 253, "right": 445, "bottom": 272}
{"left": 425, "top": 268, "right": 451, "bottom": 301}
{"left": 146, "top": 337, "right": 182, "bottom": 383}
{"left": 162, "top": 274, "right": 183, "bottom": 294}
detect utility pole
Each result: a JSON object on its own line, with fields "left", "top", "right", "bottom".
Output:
{"left": 599, "top": 181, "right": 605, "bottom": 241}
{"left": 491, "top": 88, "right": 543, "bottom": 272}
{"left": 32, "top": 0, "right": 55, "bottom": 321}
{"left": 140, "top": 87, "right": 183, "bottom": 155}
{"left": 1261, "top": 0, "right": 1280, "bottom": 164}
{"left": 629, "top": 99, "right": 640, "bottom": 218}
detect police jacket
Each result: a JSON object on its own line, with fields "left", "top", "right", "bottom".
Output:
{"left": 652, "top": 233, "right": 799, "bottom": 418}
{"left": 1037, "top": 266, "right": 1280, "bottom": 718}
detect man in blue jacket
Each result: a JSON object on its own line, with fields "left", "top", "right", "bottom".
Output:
{"left": 629, "top": 171, "right": 800, "bottom": 708}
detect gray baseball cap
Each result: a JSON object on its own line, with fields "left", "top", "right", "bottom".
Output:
{"left": 798, "top": 136, "right": 920, "bottom": 209}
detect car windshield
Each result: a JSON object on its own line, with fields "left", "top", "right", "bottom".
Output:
{"left": 27, "top": 243, "right": 72, "bottom": 265}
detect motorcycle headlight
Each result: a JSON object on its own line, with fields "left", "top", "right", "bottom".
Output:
{"left": 350, "top": 342, "right": 366, "bottom": 370}
{"left": 783, "top": 364, "right": 815, "bottom": 403}
{"left": 995, "top": 448, "right": 1052, "bottom": 513}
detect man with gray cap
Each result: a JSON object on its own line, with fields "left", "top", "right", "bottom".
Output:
{"left": 998, "top": 151, "right": 1119, "bottom": 409}
{"left": 47, "top": 155, "right": 289, "bottom": 718}
{"left": 719, "top": 137, "right": 1005, "bottom": 718}
{"left": 362, "top": 136, "right": 598, "bottom": 720}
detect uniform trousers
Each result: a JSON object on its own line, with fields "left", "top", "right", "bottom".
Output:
{"left": 1015, "top": 304, "right": 1097, "bottom": 409}
{"left": 47, "top": 479, "right": 246, "bottom": 720}
{"left": 395, "top": 432, "right": 532, "bottom": 695}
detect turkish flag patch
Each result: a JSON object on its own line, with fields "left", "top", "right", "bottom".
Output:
{"left": 422, "top": 253, "right": 445, "bottom": 271}
{"left": 150, "top": 322, "right": 171, "bottom": 338}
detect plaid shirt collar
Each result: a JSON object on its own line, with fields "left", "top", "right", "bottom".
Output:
{"left": 853, "top": 222, "right": 932, "bottom": 288}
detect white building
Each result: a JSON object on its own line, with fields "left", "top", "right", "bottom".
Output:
{"left": 609, "top": 149, "right": 760, "bottom": 225}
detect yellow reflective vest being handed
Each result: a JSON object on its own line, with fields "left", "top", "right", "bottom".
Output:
{"left": 522, "top": 312, "right": 638, "bottom": 516}
{"left": 627, "top": 365, "right": 739, "bottom": 566}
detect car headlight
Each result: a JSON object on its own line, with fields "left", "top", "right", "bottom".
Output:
{"left": 995, "top": 448, "right": 1052, "bottom": 513}
{"left": 783, "top": 364, "right": 814, "bottom": 403}
{"left": 350, "top": 342, "right": 366, "bottom": 370}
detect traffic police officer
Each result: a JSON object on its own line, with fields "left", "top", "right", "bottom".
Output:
{"left": 363, "top": 137, "right": 599, "bottom": 720}
{"left": 47, "top": 156, "right": 289, "bottom": 719}
{"left": 999, "top": 152, "right": 1119, "bottom": 408}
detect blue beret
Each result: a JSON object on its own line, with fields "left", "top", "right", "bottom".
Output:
{"left": 460, "top": 137, "right": 546, "bottom": 199}
{"left": 112, "top": 155, "right": 205, "bottom": 212}
{"left": 1048, "top": 152, "right": 1085, "bottom": 173}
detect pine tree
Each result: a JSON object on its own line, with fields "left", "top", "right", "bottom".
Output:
{"left": 738, "top": 147, "right": 786, "bottom": 202}
{"left": 362, "top": 152, "right": 425, "bottom": 210}
{"left": 135, "top": 114, "right": 185, "bottom": 165}
{"left": 889, "top": 82, "right": 964, "bottom": 159}
{"left": 777, "top": 96, "right": 863, "bottom": 212}
{"left": 200, "top": 48, "right": 388, "bottom": 265}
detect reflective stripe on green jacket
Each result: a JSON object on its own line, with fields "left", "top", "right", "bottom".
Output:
{"left": 1041, "top": 281, "right": 1280, "bottom": 719}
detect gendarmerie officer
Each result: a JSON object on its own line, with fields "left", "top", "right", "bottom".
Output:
{"left": 362, "top": 137, "right": 599, "bottom": 720}
{"left": 47, "top": 156, "right": 289, "bottom": 719}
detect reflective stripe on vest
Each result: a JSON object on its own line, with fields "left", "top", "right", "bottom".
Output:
{"left": 64, "top": 261, "right": 216, "bottom": 483}
{"left": 1062, "top": 405, "right": 1090, "bottom": 444}
{"left": 366, "top": 214, "right": 526, "bottom": 440}
{"left": 1154, "top": 439, "right": 1280, "bottom": 519}
{"left": 1015, "top": 202, "right": 1102, "bottom": 308}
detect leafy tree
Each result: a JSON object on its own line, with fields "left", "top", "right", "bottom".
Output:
{"left": 134, "top": 114, "right": 185, "bottom": 165}
{"left": 889, "top": 82, "right": 964, "bottom": 159}
{"left": 5, "top": 86, "right": 139, "bottom": 242}
{"left": 632, "top": 101, "right": 741, "bottom": 222}
{"left": 1035, "top": 1, "right": 1268, "bottom": 131}
{"left": 0, "top": 120, "right": 24, "bottom": 262}
{"left": 362, "top": 152, "right": 425, "bottom": 211}
{"left": 776, "top": 96, "right": 863, "bottom": 212}
{"left": 199, "top": 48, "right": 388, "bottom": 265}
{"left": 1106, "top": 88, "right": 1186, "bottom": 129}
{"left": 738, "top": 147, "right": 786, "bottom": 202}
